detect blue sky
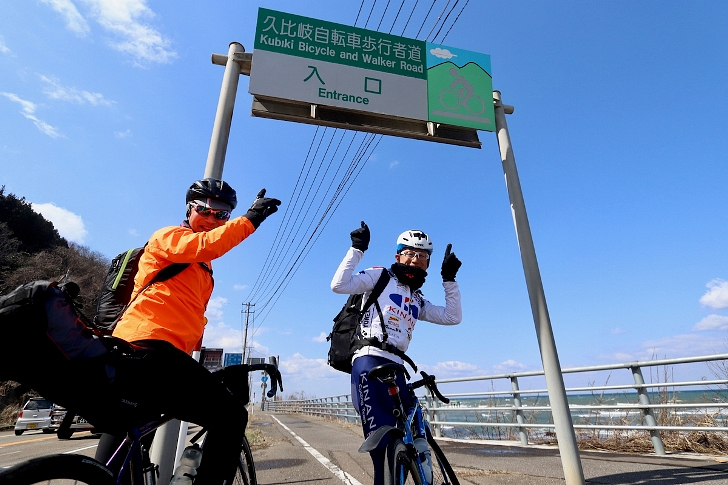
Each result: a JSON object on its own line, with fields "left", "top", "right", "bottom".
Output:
{"left": 2, "top": 1, "right": 728, "bottom": 399}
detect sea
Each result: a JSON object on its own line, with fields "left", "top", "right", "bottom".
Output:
{"left": 423, "top": 389, "right": 728, "bottom": 440}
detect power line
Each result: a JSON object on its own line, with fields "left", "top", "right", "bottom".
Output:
{"left": 425, "top": 0, "right": 452, "bottom": 41}
{"left": 438, "top": 0, "right": 469, "bottom": 43}
{"left": 242, "top": 0, "right": 472, "bottom": 328}
{"left": 376, "top": 0, "right": 391, "bottom": 31}
{"left": 430, "top": 0, "right": 459, "bottom": 42}
{"left": 414, "top": 0, "right": 438, "bottom": 38}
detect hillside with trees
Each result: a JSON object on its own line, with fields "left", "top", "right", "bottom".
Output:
{"left": 0, "top": 186, "right": 110, "bottom": 427}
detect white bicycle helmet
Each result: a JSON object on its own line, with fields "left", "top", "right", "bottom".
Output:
{"left": 396, "top": 230, "right": 433, "bottom": 254}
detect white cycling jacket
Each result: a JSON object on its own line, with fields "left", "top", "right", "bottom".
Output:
{"left": 331, "top": 247, "right": 462, "bottom": 365}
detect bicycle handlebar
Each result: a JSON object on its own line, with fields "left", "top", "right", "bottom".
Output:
{"left": 411, "top": 371, "right": 449, "bottom": 404}
{"left": 368, "top": 363, "right": 449, "bottom": 404}
{"left": 214, "top": 363, "right": 284, "bottom": 399}
{"left": 246, "top": 363, "right": 284, "bottom": 398}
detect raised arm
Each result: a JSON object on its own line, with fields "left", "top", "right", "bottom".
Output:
{"left": 331, "top": 222, "right": 380, "bottom": 294}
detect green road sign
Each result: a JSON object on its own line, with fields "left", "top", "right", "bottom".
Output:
{"left": 249, "top": 8, "right": 494, "bottom": 132}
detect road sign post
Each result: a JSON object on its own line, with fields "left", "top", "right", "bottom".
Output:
{"left": 493, "top": 91, "right": 585, "bottom": 485}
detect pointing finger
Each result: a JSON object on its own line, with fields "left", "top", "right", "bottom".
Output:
{"left": 445, "top": 243, "right": 452, "bottom": 258}
{"left": 256, "top": 188, "right": 266, "bottom": 199}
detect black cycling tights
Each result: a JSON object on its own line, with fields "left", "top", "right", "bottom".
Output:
{"left": 94, "top": 340, "right": 247, "bottom": 485}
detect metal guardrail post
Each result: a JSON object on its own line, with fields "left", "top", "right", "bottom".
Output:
{"left": 431, "top": 389, "right": 442, "bottom": 438}
{"left": 511, "top": 376, "right": 528, "bottom": 445}
{"left": 630, "top": 365, "right": 666, "bottom": 455}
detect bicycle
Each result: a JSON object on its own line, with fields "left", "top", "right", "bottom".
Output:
{"left": 360, "top": 362, "right": 459, "bottom": 485}
{"left": 0, "top": 362, "right": 283, "bottom": 485}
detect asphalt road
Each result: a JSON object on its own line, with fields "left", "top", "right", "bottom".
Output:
{"left": 4, "top": 411, "right": 728, "bottom": 484}
{"left": 247, "top": 409, "right": 728, "bottom": 485}
{"left": 0, "top": 428, "right": 99, "bottom": 470}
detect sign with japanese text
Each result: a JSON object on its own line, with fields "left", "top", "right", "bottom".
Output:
{"left": 249, "top": 8, "right": 494, "bottom": 132}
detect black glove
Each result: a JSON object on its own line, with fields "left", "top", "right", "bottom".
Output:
{"left": 244, "top": 189, "right": 281, "bottom": 229}
{"left": 441, "top": 244, "right": 461, "bottom": 282}
{"left": 350, "top": 221, "right": 370, "bottom": 251}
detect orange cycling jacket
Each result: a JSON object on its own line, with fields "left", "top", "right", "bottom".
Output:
{"left": 112, "top": 217, "right": 256, "bottom": 354}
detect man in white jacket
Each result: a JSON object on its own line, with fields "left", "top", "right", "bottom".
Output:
{"left": 330, "top": 222, "right": 462, "bottom": 485}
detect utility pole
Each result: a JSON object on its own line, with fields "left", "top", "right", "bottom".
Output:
{"left": 242, "top": 302, "right": 255, "bottom": 364}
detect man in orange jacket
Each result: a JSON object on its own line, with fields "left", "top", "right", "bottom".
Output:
{"left": 96, "top": 178, "right": 280, "bottom": 485}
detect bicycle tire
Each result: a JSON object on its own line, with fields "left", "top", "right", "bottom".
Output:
{"left": 0, "top": 453, "right": 115, "bottom": 485}
{"left": 427, "top": 434, "right": 459, "bottom": 485}
{"left": 389, "top": 439, "right": 424, "bottom": 485}
{"left": 233, "top": 435, "right": 257, "bottom": 485}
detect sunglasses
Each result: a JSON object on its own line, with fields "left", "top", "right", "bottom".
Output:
{"left": 193, "top": 204, "right": 231, "bottom": 220}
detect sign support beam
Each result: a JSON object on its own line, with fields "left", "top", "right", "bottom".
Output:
{"left": 204, "top": 42, "right": 246, "bottom": 179}
{"left": 493, "top": 90, "right": 586, "bottom": 485}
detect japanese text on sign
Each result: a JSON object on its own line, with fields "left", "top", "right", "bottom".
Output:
{"left": 254, "top": 8, "right": 426, "bottom": 79}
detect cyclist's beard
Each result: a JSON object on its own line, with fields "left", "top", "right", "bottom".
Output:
{"left": 390, "top": 263, "right": 427, "bottom": 291}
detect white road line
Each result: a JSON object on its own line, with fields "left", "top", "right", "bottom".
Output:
{"left": 64, "top": 444, "right": 99, "bottom": 454}
{"left": 270, "top": 415, "right": 364, "bottom": 485}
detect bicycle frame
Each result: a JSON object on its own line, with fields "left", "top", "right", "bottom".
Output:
{"left": 106, "top": 414, "right": 175, "bottom": 485}
{"left": 362, "top": 363, "right": 447, "bottom": 485}
{"left": 102, "top": 362, "right": 283, "bottom": 485}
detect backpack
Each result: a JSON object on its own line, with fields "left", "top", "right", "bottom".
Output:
{"left": 0, "top": 280, "right": 109, "bottom": 383}
{"left": 92, "top": 246, "right": 190, "bottom": 334}
{"left": 0, "top": 280, "right": 143, "bottom": 434}
{"left": 327, "top": 270, "right": 417, "bottom": 374}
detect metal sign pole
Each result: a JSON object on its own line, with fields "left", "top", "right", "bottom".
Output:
{"left": 493, "top": 90, "right": 585, "bottom": 485}
{"left": 204, "top": 42, "right": 245, "bottom": 179}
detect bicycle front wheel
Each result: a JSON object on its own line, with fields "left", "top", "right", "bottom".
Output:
{"left": 427, "top": 434, "right": 459, "bottom": 485}
{"left": 0, "top": 454, "right": 115, "bottom": 485}
{"left": 389, "top": 439, "right": 424, "bottom": 485}
{"left": 233, "top": 435, "right": 258, "bottom": 485}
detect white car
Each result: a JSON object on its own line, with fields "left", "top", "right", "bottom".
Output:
{"left": 50, "top": 407, "right": 96, "bottom": 439}
{"left": 14, "top": 398, "right": 54, "bottom": 435}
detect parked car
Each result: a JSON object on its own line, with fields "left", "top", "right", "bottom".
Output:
{"left": 14, "top": 398, "right": 55, "bottom": 435}
{"left": 50, "top": 407, "right": 95, "bottom": 439}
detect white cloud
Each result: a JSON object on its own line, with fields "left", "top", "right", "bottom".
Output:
{"left": 41, "top": 0, "right": 91, "bottom": 36}
{"left": 418, "top": 361, "right": 479, "bottom": 378}
{"left": 599, "top": 352, "right": 636, "bottom": 362}
{"left": 200, "top": 321, "right": 269, "bottom": 355}
{"left": 611, "top": 327, "right": 627, "bottom": 334}
{"left": 40, "top": 75, "right": 114, "bottom": 106}
{"left": 640, "top": 333, "right": 723, "bottom": 359}
{"left": 389, "top": 160, "right": 400, "bottom": 169}
{"left": 205, "top": 296, "right": 228, "bottom": 322}
{"left": 694, "top": 314, "right": 728, "bottom": 332}
{"left": 492, "top": 359, "right": 528, "bottom": 373}
{"left": 281, "top": 353, "right": 339, "bottom": 379}
{"left": 430, "top": 48, "right": 457, "bottom": 60}
{"left": 1, "top": 92, "right": 63, "bottom": 138}
{"left": 82, "top": 0, "right": 176, "bottom": 64}
{"left": 0, "top": 35, "right": 11, "bottom": 54}
{"left": 31, "top": 202, "right": 88, "bottom": 243}
{"left": 40, "top": 0, "right": 176, "bottom": 64}
{"left": 700, "top": 279, "right": 728, "bottom": 310}
{"left": 312, "top": 332, "right": 328, "bottom": 343}
{"left": 2, "top": 93, "right": 62, "bottom": 138}
{"left": 233, "top": 284, "right": 248, "bottom": 291}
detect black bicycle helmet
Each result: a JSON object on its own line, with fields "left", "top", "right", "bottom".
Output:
{"left": 185, "top": 178, "right": 238, "bottom": 210}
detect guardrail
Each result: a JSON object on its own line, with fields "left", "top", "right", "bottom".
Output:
{"left": 265, "top": 353, "right": 728, "bottom": 455}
